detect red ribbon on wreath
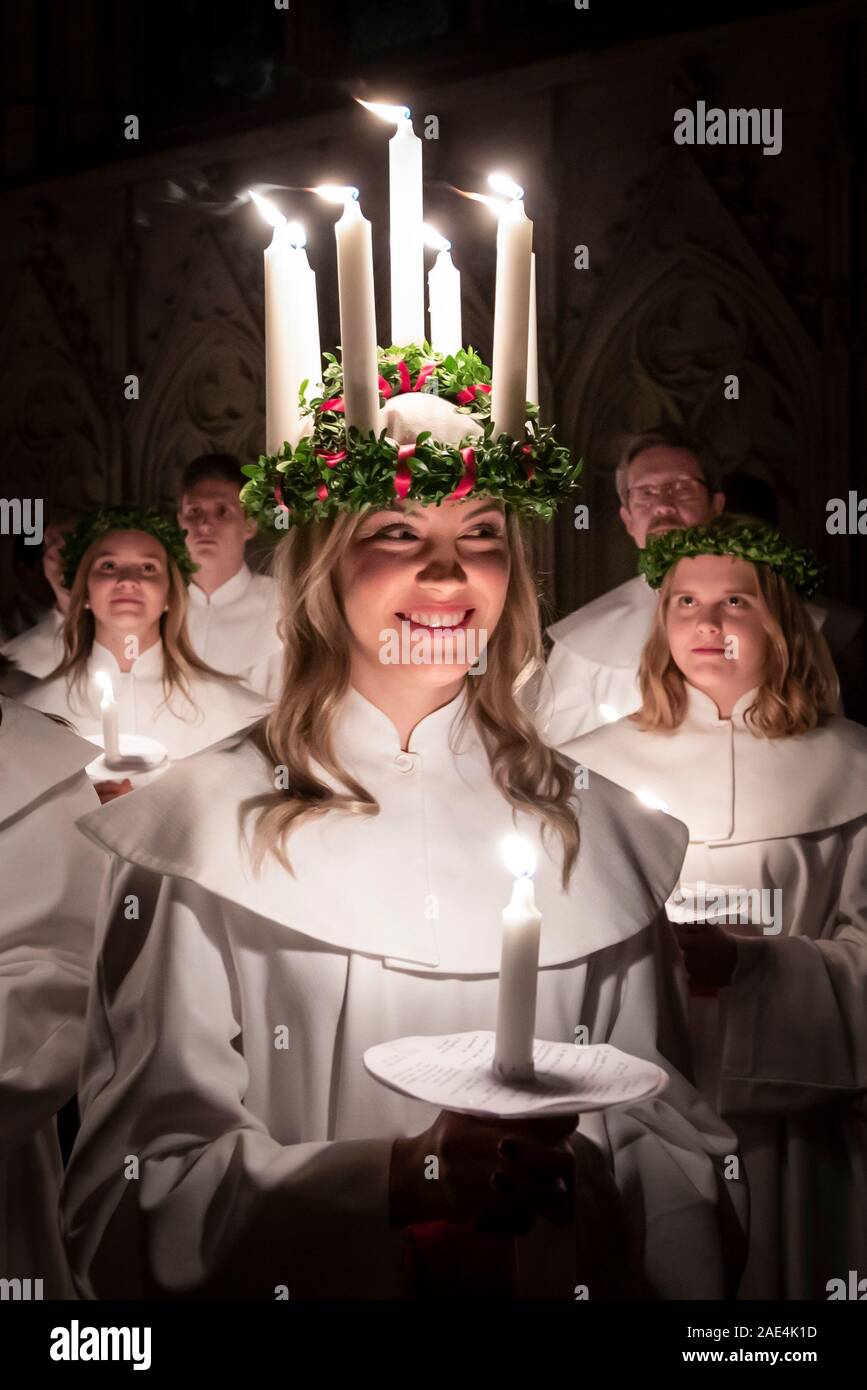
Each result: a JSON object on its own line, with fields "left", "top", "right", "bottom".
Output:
{"left": 455, "top": 383, "right": 491, "bottom": 406}
{"left": 273, "top": 483, "right": 291, "bottom": 514}
{"left": 522, "top": 443, "right": 535, "bottom": 481}
{"left": 446, "top": 446, "right": 477, "bottom": 502}
{"left": 316, "top": 448, "right": 347, "bottom": 468}
{"left": 393, "top": 444, "right": 416, "bottom": 500}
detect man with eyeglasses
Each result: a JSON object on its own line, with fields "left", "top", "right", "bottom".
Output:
{"left": 540, "top": 426, "right": 725, "bottom": 743}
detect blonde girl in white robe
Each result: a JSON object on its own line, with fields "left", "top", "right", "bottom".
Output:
{"left": 25, "top": 513, "right": 267, "bottom": 798}
{"left": 0, "top": 696, "right": 107, "bottom": 1298}
{"left": 60, "top": 493, "right": 747, "bottom": 1301}
{"left": 563, "top": 524, "right": 867, "bottom": 1299}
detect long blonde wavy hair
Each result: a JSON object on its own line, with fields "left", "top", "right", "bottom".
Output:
{"left": 51, "top": 530, "right": 228, "bottom": 715}
{"left": 634, "top": 557, "right": 839, "bottom": 737}
{"left": 246, "top": 506, "right": 580, "bottom": 886}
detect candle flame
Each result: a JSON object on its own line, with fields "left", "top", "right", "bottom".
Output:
{"left": 248, "top": 190, "right": 288, "bottom": 230}
{"left": 502, "top": 834, "right": 537, "bottom": 879}
{"left": 422, "top": 223, "right": 451, "bottom": 252}
{"left": 598, "top": 703, "right": 620, "bottom": 723}
{"left": 636, "top": 788, "right": 670, "bottom": 814}
{"left": 356, "top": 98, "right": 411, "bottom": 124}
{"left": 488, "top": 172, "right": 524, "bottom": 201}
{"left": 313, "top": 184, "right": 360, "bottom": 205}
{"left": 94, "top": 670, "right": 115, "bottom": 706}
{"left": 449, "top": 185, "right": 508, "bottom": 213}
{"left": 284, "top": 220, "right": 307, "bottom": 248}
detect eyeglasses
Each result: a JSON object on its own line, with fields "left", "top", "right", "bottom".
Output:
{"left": 626, "top": 478, "right": 710, "bottom": 510}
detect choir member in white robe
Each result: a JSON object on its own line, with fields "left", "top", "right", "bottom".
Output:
{"left": 24, "top": 519, "right": 267, "bottom": 789}
{"left": 61, "top": 494, "right": 746, "bottom": 1301}
{"left": 562, "top": 533, "right": 867, "bottom": 1299}
{"left": 0, "top": 516, "right": 75, "bottom": 683}
{"left": 178, "top": 455, "right": 282, "bottom": 698}
{"left": 542, "top": 427, "right": 725, "bottom": 743}
{"left": 0, "top": 695, "right": 106, "bottom": 1298}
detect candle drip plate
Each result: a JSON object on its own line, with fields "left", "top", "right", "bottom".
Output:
{"left": 364, "top": 1031, "right": 667, "bottom": 1120}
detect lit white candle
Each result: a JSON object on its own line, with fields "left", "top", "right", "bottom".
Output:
{"left": 358, "top": 100, "right": 424, "bottom": 347}
{"left": 424, "top": 224, "right": 461, "bottom": 357}
{"left": 250, "top": 191, "right": 321, "bottom": 455}
{"left": 94, "top": 671, "right": 121, "bottom": 766}
{"left": 489, "top": 174, "right": 533, "bottom": 440}
{"left": 494, "top": 834, "right": 542, "bottom": 1082}
{"left": 316, "top": 186, "right": 380, "bottom": 435}
{"left": 526, "top": 252, "right": 538, "bottom": 407}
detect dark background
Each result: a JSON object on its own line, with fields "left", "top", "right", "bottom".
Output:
{"left": 1, "top": 0, "right": 865, "bottom": 709}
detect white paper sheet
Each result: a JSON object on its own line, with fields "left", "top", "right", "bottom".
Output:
{"left": 364, "top": 1031, "right": 668, "bottom": 1119}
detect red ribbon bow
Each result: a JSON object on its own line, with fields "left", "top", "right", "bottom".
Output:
{"left": 521, "top": 443, "right": 535, "bottom": 481}
{"left": 316, "top": 448, "right": 347, "bottom": 468}
{"left": 393, "top": 444, "right": 416, "bottom": 499}
{"left": 455, "top": 383, "right": 491, "bottom": 406}
{"left": 446, "top": 446, "right": 477, "bottom": 502}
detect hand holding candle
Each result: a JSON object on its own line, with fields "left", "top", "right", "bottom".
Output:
{"left": 494, "top": 834, "right": 542, "bottom": 1082}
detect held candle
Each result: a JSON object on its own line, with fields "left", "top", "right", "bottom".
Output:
{"left": 494, "top": 835, "right": 542, "bottom": 1082}
{"left": 94, "top": 671, "right": 121, "bottom": 766}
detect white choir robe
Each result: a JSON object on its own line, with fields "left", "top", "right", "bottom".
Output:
{"left": 61, "top": 685, "right": 746, "bottom": 1300}
{"left": 0, "top": 696, "right": 107, "bottom": 1297}
{"left": 185, "top": 564, "right": 282, "bottom": 699}
{"left": 563, "top": 685, "right": 867, "bottom": 1299}
{"left": 0, "top": 607, "right": 64, "bottom": 678}
{"left": 543, "top": 574, "right": 834, "bottom": 744}
{"left": 23, "top": 639, "right": 268, "bottom": 762}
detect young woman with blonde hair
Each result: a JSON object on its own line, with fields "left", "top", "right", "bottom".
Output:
{"left": 565, "top": 518, "right": 867, "bottom": 1299}
{"left": 25, "top": 508, "right": 267, "bottom": 796}
{"left": 60, "top": 408, "right": 745, "bottom": 1301}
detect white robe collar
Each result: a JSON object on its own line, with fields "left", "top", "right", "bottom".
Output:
{"left": 0, "top": 694, "right": 99, "bottom": 825}
{"left": 565, "top": 682, "right": 867, "bottom": 844}
{"left": 76, "top": 683, "right": 688, "bottom": 974}
{"left": 91, "top": 638, "right": 164, "bottom": 681}
{"left": 547, "top": 575, "right": 657, "bottom": 668}
{"left": 187, "top": 563, "right": 252, "bottom": 610}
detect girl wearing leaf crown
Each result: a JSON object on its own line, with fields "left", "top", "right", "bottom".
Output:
{"left": 564, "top": 518, "right": 867, "bottom": 1299}
{"left": 60, "top": 392, "right": 746, "bottom": 1301}
{"left": 25, "top": 509, "right": 267, "bottom": 799}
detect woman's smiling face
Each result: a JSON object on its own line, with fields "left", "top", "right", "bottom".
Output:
{"left": 336, "top": 497, "right": 511, "bottom": 691}
{"left": 665, "top": 554, "right": 769, "bottom": 700}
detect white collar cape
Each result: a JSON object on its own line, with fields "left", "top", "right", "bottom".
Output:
{"left": 565, "top": 684, "right": 867, "bottom": 845}
{"left": 547, "top": 575, "right": 657, "bottom": 668}
{"left": 90, "top": 639, "right": 164, "bottom": 680}
{"left": 187, "top": 563, "right": 253, "bottom": 610}
{"left": 75, "top": 684, "right": 688, "bottom": 975}
{"left": 0, "top": 694, "right": 99, "bottom": 825}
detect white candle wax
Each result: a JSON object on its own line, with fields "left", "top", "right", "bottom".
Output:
{"left": 494, "top": 872, "right": 542, "bottom": 1082}
{"left": 96, "top": 675, "right": 121, "bottom": 765}
{"left": 389, "top": 115, "right": 424, "bottom": 346}
{"left": 335, "top": 195, "right": 380, "bottom": 434}
{"left": 491, "top": 197, "right": 533, "bottom": 440}
{"left": 263, "top": 225, "right": 322, "bottom": 455}
{"left": 526, "top": 251, "right": 538, "bottom": 408}
{"left": 428, "top": 248, "right": 462, "bottom": 356}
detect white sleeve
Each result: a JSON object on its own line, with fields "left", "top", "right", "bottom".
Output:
{"left": 540, "top": 642, "right": 601, "bottom": 745}
{"left": 60, "top": 861, "right": 412, "bottom": 1300}
{"left": 719, "top": 815, "right": 867, "bottom": 1114}
{"left": 579, "top": 912, "right": 749, "bottom": 1299}
{"left": 0, "top": 770, "right": 102, "bottom": 1156}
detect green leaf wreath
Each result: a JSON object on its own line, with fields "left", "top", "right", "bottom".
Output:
{"left": 240, "top": 343, "right": 581, "bottom": 529}
{"left": 638, "top": 519, "right": 822, "bottom": 597}
{"left": 61, "top": 506, "right": 198, "bottom": 589}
